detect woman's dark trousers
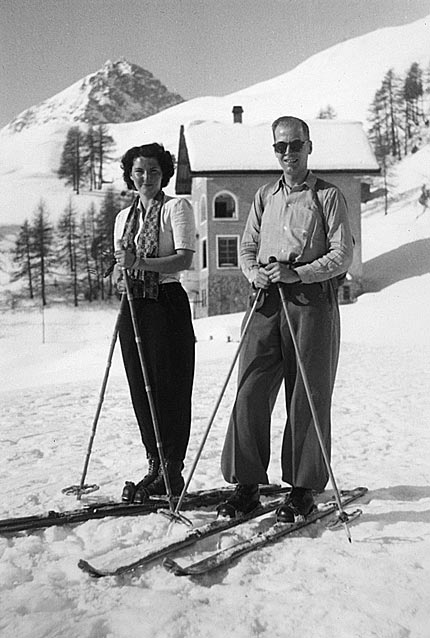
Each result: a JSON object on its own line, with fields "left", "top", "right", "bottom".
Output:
{"left": 119, "top": 283, "right": 195, "bottom": 463}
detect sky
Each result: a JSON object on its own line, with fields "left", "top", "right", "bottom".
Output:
{"left": 1, "top": 0, "right": 430, "bottom": 129}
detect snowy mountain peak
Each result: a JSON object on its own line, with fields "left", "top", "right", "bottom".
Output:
{"left": 6, "top": 59, "right": 185, "bottom": 133}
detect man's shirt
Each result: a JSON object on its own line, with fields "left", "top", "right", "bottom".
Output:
{"left": 241, "top": 171, "right": 354, "bottom": 284}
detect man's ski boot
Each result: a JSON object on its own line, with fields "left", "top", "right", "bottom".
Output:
{"left": 217, "top": 484, "right": 260, "bottom": 518}
{"left": 276, "top": 487, "right": 315, "bottom": 523}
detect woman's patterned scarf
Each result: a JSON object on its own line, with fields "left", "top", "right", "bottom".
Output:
{"left": 120, "top": 192, "right": 164, "bottom": 299}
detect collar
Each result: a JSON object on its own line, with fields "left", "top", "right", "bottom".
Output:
{"left": 271, "top": 171, "right": 317, "bottom": 195}
{"left": 136, "top": 190, "right": 164, "bottom": 213}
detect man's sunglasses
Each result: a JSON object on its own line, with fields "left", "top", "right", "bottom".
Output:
{"left": 272, "top": 140, "right": 308, "bottom": 154}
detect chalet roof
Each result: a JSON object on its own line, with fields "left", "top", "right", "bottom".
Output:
{"left": 181, "top": 119, "right": 380, "bottom": 173}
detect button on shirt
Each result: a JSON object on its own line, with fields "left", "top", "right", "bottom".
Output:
{"left": 114, "top": 195, "right": 196, "bottom": 284}
{"left": 241, "top": 171, "right": 353, "bottom": 284}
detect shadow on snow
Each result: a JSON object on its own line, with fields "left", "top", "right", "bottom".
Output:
{"left": 362, "top": 238, "right": 430, "bottom": 293}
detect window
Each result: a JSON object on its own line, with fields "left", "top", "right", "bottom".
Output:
{"left": 213, "top": 192, "right": 237, "bottom": 219}
{"left": 217, "top": 236, "right": 239, "bottom": 268}
{"left": 201, "top": 238, "right": 208, "bottom": 269}
{"left": 201, "top": 289, "right": 207, "bottom": 308}
{"left": 200, "top": 195, "right": 207, "bottom": 223}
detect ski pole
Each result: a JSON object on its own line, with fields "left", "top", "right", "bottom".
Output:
{"left": 63, "top": 293, "right": 127, "bottom": 500}
{"left": 269, "top": 257, "right": 353, "bottom": 542}
{"left": 122, "top": 269, "right": 178, "bottom": 518}
{"left": 167, "top": 287, "right": 265, "bottom": 523}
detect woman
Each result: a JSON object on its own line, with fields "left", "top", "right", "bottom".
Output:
{"left": 113, "top": 143, "right": 196, "bottom": 503}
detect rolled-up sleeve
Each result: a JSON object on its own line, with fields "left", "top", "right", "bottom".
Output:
{"left": 240, "top": 187, "right": 265, "bottom": 284}
{"left": 294, "top": 188, "right": 354, "bottom": 283}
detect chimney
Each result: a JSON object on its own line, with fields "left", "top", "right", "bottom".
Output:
{"left": 232, "top": 105, "right": 243, "bottom": 124}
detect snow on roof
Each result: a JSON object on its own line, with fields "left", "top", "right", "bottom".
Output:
{"left": 183, "top": 119, "right": 380, "bottom": 173}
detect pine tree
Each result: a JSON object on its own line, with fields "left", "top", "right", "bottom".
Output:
{"left": 404, "top": 62, "right": 424, "bottom": 121}
{"left": 13, "top": 219, "right": 34, "bottom": 299}
{"left": 316, "top": 105, "right": 337, "bottom": 119}
{"left": 92, "top": 188, "right": 122, "bottom": 299}
{"left": 368, "top": 87, "right": 389, "bottom": 162}
{"left": 85, "top": 126, "right": 97, "bottom": 191}
{"left": 31, "top": 200, "right": 54, "bottom": 306}
{"left": 382, "top": 69, "right": 403, "bottom": 160}
{"left": 58, "top": 124, "right": 115, "bottom": 193}
{"left": 58, "top": 127, "right": 86, "bottom": 194}
{"left": 80, "top": 204, "right": 98, "bottom": 301}
{"left": 368, "top": 69, "right": 404, "bottom": 162}
{"left": 403, "top": 62, "right": 424, "bottom": 153}
{"left": 57, "top": 199, "right": 80, "bottom": 306}
{"left": 94, "top": 125, "right": 115, "bottom": 190}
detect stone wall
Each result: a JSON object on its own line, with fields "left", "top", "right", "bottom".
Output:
{"left": 208, "top": 273, "right": 250, "bottom": 316}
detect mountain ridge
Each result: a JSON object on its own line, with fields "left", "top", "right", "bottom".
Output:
{"left": 223, "top": 13, "right": 430, "bottom": 125}
{"left": 6, "top": 59, "right": 185, "bottom": 133}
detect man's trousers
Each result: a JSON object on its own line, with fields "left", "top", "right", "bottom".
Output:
{"left": 221, "top": 280, "right": 340, "bottom": 493}
{"left": 119, "top": 283, "right": 195, "bottom": 462}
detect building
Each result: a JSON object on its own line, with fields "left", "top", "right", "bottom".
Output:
{"left": 176, "top": 110, "right": 380, "bottom": 317}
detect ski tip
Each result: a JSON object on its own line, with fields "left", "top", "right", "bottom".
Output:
{"left": 162, "top": 556, "right": 187, "bottom": 576}
{"left": 77, "top": 559, "right": 104, "bottom": 578}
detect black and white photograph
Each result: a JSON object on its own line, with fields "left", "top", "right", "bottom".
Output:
{"left": 1, "top": 1, "right": 429, "bottom": 636}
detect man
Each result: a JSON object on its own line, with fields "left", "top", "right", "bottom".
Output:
{"left": 218, "top": 116, "right": 354, "bottom": 522}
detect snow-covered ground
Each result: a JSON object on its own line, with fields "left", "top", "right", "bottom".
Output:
{"left": 1, "top": 186, "right": 430, "bottom": 638}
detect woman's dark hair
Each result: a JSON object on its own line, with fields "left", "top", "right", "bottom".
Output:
{"left": 121, "top": 143, "right": 175, "bottom": 190}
